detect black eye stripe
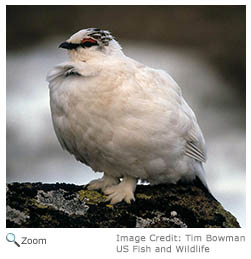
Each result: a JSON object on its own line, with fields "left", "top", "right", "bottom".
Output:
{"left": 64, "top": 41, "right": 98, "bottom": 49}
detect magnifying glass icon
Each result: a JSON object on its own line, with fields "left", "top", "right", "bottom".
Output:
{"left": 6, "top": 233, "right": 20, "bottom": 247}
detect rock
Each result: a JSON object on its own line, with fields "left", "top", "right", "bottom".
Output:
{"left": 6, "top": 180, "right": 240, "bottom": 228}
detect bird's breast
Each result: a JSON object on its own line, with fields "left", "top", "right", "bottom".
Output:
{"left": 49, "top": 69, "right": 189, "bottom": 177}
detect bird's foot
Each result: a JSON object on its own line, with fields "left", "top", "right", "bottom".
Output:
{"left": 104, "top": 176, "right": 137, "bottom": 204}
{"left": 87, "top": 174, "right": 119, "bottom": 192}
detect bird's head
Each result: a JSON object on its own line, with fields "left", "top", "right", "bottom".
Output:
{"left": 59, "top": 28, "right": 122, "bottom": 61}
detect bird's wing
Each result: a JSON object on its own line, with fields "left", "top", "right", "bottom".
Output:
{"left": 147, "top": 67, "right": 206, "bottom": 163}
{"left": 182, "top": 101, "right": 208, "bottom": 189}
{"left": 181, "top": 99, "right": 207, "bottom": 163}
{"left": 139, "top": 67, "right": 208, "bottom": 188}
{"left": 132, "top": 65, "right": 207, "bottom": 164}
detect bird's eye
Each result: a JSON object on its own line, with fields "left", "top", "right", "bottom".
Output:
{"left": 80, "top": 38, "right": 98, "bottom": 48}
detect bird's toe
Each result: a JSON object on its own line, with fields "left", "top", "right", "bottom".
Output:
{"left": 104, "top": 185, "right": 135, "bottom": 204}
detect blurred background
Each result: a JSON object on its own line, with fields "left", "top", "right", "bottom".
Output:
{"left": 6, "top": 6, "right": 246, "bottom": 226}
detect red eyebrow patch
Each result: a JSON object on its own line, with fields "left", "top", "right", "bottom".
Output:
{"left": 81, "top": 38, "right": 97, "bottom": 44}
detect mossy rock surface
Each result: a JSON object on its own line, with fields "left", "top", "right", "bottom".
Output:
{"left": 6, "top": 181, "right": 240, "bottom": 228}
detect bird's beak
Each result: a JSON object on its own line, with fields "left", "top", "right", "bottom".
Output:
{"left": 58, "top": 42, "right": 71, "bottom": 49}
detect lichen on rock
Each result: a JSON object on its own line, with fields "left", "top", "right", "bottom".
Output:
{"left": 6, "top": 181, "right": 240, "bottom": 228}
{"left": 78, "top": 190, "right": 106, "bottom": 205}
{"left": 7, "top": 205, "right": 30, "bottom": 225}
{"left": 35, "top": 189, "right": 89, "bottom": 216}
{"left": 136, "top": 210, "right": 188, "bottom": 228}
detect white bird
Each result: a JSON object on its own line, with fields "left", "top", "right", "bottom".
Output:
{"left": 47, "top": 28, "right": 208, "bottom": 204}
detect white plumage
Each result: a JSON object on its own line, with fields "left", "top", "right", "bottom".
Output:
{"left": 47, "top": 28, "right": 208, "bottom": 204}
